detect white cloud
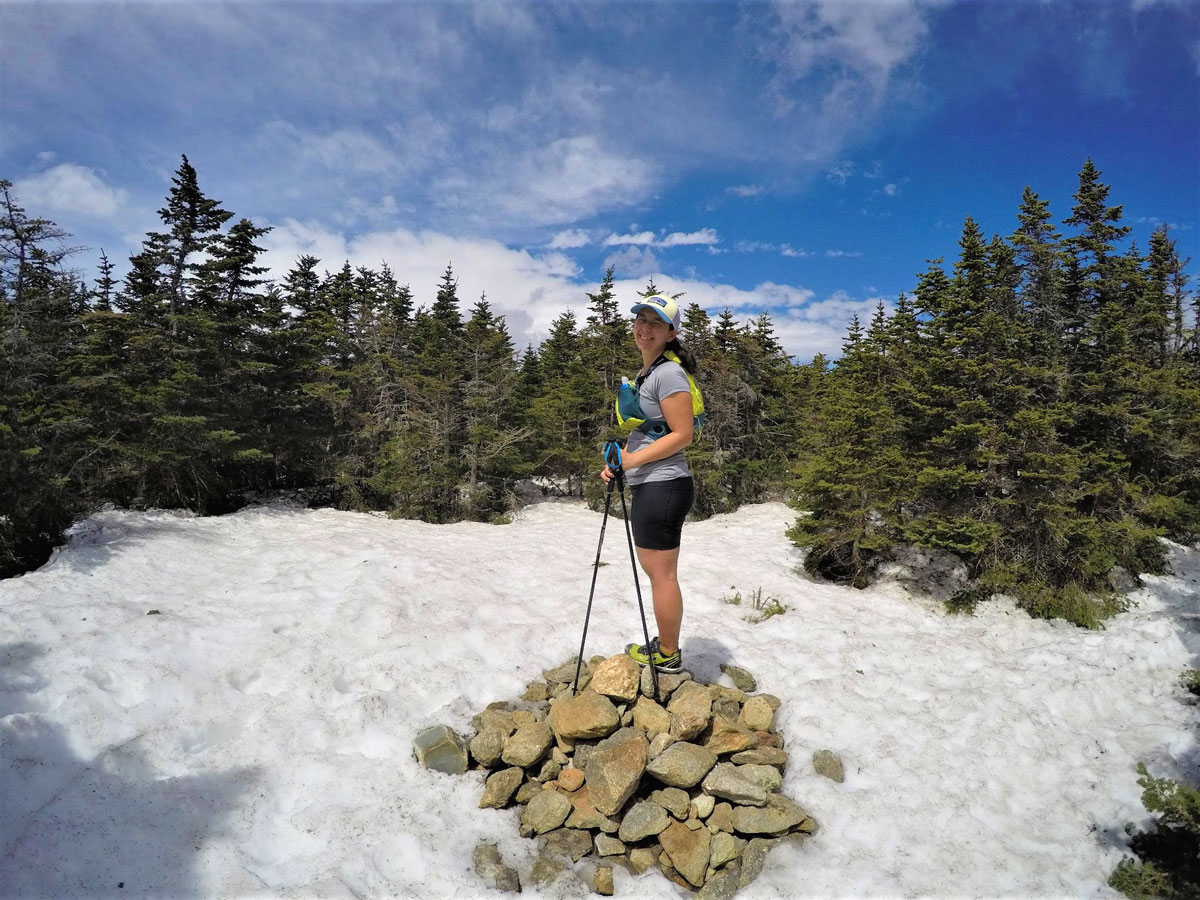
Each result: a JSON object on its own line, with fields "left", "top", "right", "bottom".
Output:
{"left": 781, "top": 245, "right": 812, "bottom": 258}
{"left": 826, "top": 161, "right": 855, "bottom": 184}
{"left": 257, "top": 122, "right": 398, "bottom": 175}
{"left": 727, "top": 184, "right": 765, "bottom": 197}
{"left": 660, "top": 228, "right": 720, "bottom": 247}
{"left": 14, "top": 164, "right": 129, "bottom": 219}
{"left": 605, "top": 228, "right": 720, "bottom": 248}
{"left": 883, "top": 183, "right": 899, "bottom": 196}
{"left": 547, "top": 228, "right": 591, "bottom": 249}
{"left": 604, "top": 231, "right": 658, "bottom": 247}
{"left": 825, "top": 249, "right": 863, "bottom": 258}
{"left": 603, "top": 246, "right": 660, "bottom": 278}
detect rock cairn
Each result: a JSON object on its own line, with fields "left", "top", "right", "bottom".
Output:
{"left": 417, "top": 654, "right": 821, "bottom": 897}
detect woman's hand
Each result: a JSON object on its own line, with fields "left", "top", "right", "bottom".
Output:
{"left": 600, "top": 465, "right": 615, "bottom": 484}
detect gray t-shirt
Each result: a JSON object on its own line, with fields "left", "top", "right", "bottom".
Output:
{"left": 626, "top": 359, "right": 693, "bottom": 486}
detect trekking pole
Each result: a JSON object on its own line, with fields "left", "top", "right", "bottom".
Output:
{"left": 571, "top": 441, "right": 623, "bottom": 695}
{"left": 615, "top": 462, "right": 659, "bottom": 702}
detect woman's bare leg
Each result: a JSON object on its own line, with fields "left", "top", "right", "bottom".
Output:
{"left": 634, "top": 545, "right": 682, "bottom": 654}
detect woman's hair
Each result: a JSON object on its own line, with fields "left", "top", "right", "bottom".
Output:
{"left": 666, "top": 335, "right": 698, "bottom": 374}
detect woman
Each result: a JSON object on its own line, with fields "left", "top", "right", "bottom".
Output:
{"left": 601, "top": 295, "right": 698, "bottom": 673}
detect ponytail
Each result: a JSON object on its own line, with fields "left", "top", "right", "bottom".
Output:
{"left": 665, "top": 336, "right": 698, "bottom": 375}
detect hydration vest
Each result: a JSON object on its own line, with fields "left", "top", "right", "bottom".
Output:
{"left": 615, "top": 351, "right": 705, "bottom": 440}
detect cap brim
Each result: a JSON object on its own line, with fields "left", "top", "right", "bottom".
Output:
{"left": 630, "top": 303, "right": 675, "bottom": 327}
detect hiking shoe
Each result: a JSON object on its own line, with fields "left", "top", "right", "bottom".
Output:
{"left": 625, "top": 636, "right": 682, "bottom": 673}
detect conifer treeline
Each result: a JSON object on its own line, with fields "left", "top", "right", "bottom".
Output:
{"left": 0, "top": 157, "right": 803, "bottom": 578}
{"left": 2, "top": 156, "right": 1197, "bottom": 627}
{"left": 792, "top": 161, "right": 1199, "bottom": 625}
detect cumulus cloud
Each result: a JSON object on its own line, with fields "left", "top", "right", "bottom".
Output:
{"left": 14, "top": 164, "right": 129, "bottom": 219}
{"left": 603, "top": 246, "right": 660, "bottom": 279}
{"left": 547, "top": 228, "right": 591, "bottom": 249}
{"left": 604, "top": 231, "right": 658, "bottom": 247}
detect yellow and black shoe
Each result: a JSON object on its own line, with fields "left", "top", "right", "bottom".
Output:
{"left": 624, "top": 636, "right": 682, "bottom": 673}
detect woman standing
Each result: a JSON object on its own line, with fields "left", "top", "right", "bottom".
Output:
{"left": 601, "top": 295, "right": 698, "bottom": 673}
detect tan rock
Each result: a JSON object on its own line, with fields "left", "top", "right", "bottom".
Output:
{"left": 732, "top": 794, "right": 809, "bottom": 835}
{"left": 501, "top": 721, "right": 553, "bottom": 768}
{"left": 618, "top": 799, "right": 670, "bottom": 842}
{"left": 595, "top": 834, "right": 625, "bottom": 857}
{"left": 659, "top": 819, "right": 712, "bottom": 887}
{"left": 594, "top": 865, "right": 614, "bottom": 896}
{"left": 704, "top": 725, "right": 757, "bottom": 757}
{"left": 813, "top": 749, "right": 845, "bottom": 782}
{"left": 648, "top": 732, "right": 676, "bottom": 759}
{"left": 590, "top": 655, "right": 641, "bottom": 703}
{"left": 540, "top": 827, "right": 593, "bottom": 862}
{"left": 668, "top": 681, "right": 713, "bottom": 740}
{"left": 521, "top": 790, "right": 572, "bottom": 834}
{"left": 515, "top": 779, "right": 543, "bottom": 804}
{"left": 521, "top": 681, "right": 550, "bottom": 702}
{"left": 585, "top": 727, "right": 649, "bottom": 815}
{"left": 754, "top": 730, "right": 783, "bottom": 749}
{"left": 557, "top": 766, "right": 585, "bottom": 792}
{"left": 549, "top": 691, "right": 620, "bottom": 740}
{"left": 709, "top": 684, "right": 748, "bottom": 704}
{"left": 739, "top": 696, "right": 775, "bottom": 732}
{"left": 565, "top": 785, "right": 621, "bottom": 833}
{"left": 468, "top": 729, "right": 506, "bottom": 768}
{"left": 479, "top": 767, "right": 524, "bottom": 809}
{"left": 735, "top": 763, "right": 783, "bottom": 793}
{"left": 629, "top": 847, "right": 658, "bottom": 874}
{"left": 702, "top": 762, "right": 769, "bottom": 806}
{"left": 709, "top": 802, "right": 734, "bottom": 833}
{"left": 512, "top": 709, "right": 536, "bottom": 727}
{"left": 645, "top": 741, "right": 718, "bottom": 789}
{"left": 650, "top": 786, "right": 690, "bottom": 818}
{"left": 709, "top": 831, "right": 740, "bottom": 869}
{"left": 730, "top": 747, "right": 788, "bottom": 769}
{"left": 472, "top": 705, "right": 516, "bottom": 736}
{"left": 691, "top": 793, "right": 715, "bottom": 820}
{"left": 633, "top": 696, "right": 672, "bottom": 738}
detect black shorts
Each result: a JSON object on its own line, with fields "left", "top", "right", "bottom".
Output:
{"left": 630, "top": 477, "right": 695, "bottom": 551}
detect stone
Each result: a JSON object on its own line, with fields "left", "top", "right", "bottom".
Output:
{"left": 594, "top": 865, "right": 614, "bottom": 896}
{"left": 632, "top": 696, "right": 672, "bottom": 738}
{"left": 702, "top": 763, "right": 769, "bottom": 806}
{"left": 648, "top": 732, "right": 676, "bottom": 759}
{"left": 691, "top": 793, "right": 715, "bottom": 820}
{"left": 521, "top": 681, "right": 550, "bottom": 702}
{"left": 512, "top": 709, "right": 536, "bottom": 727}
{"left": 557, "top": 766, "right": 584, "bottom": 792}
{"left": 650, "top": 787, "right": 690, "bottom": 818}
{"left": 618, "top": 799, "right": 670, "bottom": 842}
{"left": 668, "top": 681, "right": 713, "bottom": 741}
{"left": 659, "top": 819, "right": 712, "bottom": 887}
{"left": 522, "top": 789, "right": 572, "bottom": 834}
{"left": 755, "top": 731, "right": 783, "bottom": 749}
{"left": 629, "top": 847, "right": 658, "bottom": 874}
{"left": 646, "top": 741, "right": 718, "bottom": 789}
{"left": 472, "top": 705, "right": 516, "bottom": 735}
{"left": 698, "top": 866, "right": 740, "bottom": 900}
{"left": 595, "top": 834, "right": 625, "bottom": 856}
{"left": 468, "top": 729, "right": 506, "bottom": 768}
{"left": 543, "top": 657, "right": 582, "bottom": 684}
{"left": 413, "top": 724, "right": 469, "bottom": 775}
{"left": 732, "top": 794, "right": 809, "bottom": 835}
{"left": 757, "top": 694, "right": 782, "bottom": 710}
{"left": 735, "top": 763, "right": 783, "bottom": 793}
{"left": 528, "top": 853, "right": 566, "bottom": 887}
{"left": 585, "top": 727, "right": 649, "bottom": 816}
{"left": 709, "top": 685, "right": 748, "bottom": 704}
{"left": 704, "top": 725, "right": 757, "bottom": 757}
{"left": 501, "top": 721, "right": 553, "bottom": 768}
{"left": 541, "top": 827, "right": 593, "bottom": 862}
{"left": 640, "top": 666, "right": 692, "bottom": 700}
{"left": 712, "top": 698, "right": 742, "bottom": 721}
{"left": 709, "top": 831, "right": 740, "bottom": 869}
{"left": 737, "top": 837, "right": 779, "bottom": 888}
{"left": 708, "top": 802, "right": 734, "bottom": 833}
{"left": 552, "top": 747, "right": 568, "bottom": 765}
{"left": 573, "top": 741, "right": 596, "bottom": 769}
{"left": 538, "top": 759, "right": 562, "bottom": 782}
{"left": 473, "top": 842, "right": 521, "bottom": 893}
{"left": 730, "top": 747, "right": 788, "bottom": 769}
{"left": 565, "top": 785, "right": 621, "bottom": 833}
{"left": 590, "top": 655, "right": 642, "bottom": 703}
{"left": 739, "top": 696, "right": 775, "bottom": 732}
{"left": 549, "top": 691, "right": 620, "bottom": 740}
{"left": 719, "top": 663, "right": 757, "bottom": 692}
{"left": 813, "top": 749, "right": 845, "bottom": 782}
{"left": 479, "top": 767, "right": 524, "bottom": 809}
{"left": 515, "top": 779, "right": 543, "bottom": 804}
{"left": 685, "top": 817, "right": 703, "bottom": 830}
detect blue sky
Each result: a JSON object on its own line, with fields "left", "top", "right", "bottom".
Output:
{"left": 3, "top": 0, "right": 1197, "bottom": 360}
